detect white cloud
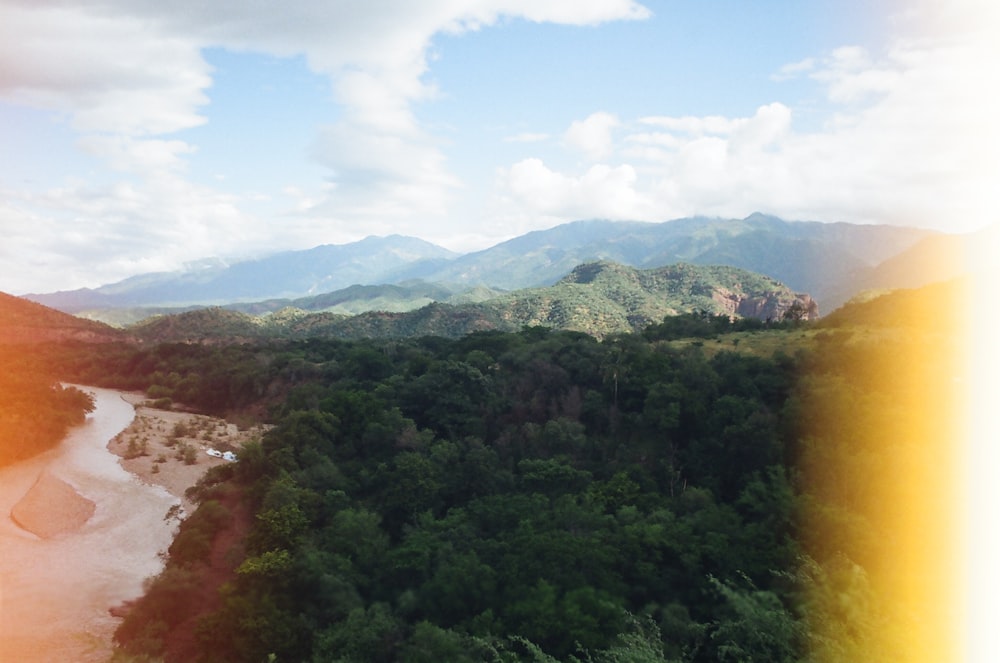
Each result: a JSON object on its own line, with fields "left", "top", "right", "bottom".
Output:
{"left": 638, "top": 114, "right": 738, "bottom": 135}
{"left": 0, "top": 175, "right": 260, "bottom": 292}
{"left": 500, "top": 1, "right": 1000, "bottom": 234}
{"left": 771, "top": 57, "right": 815, "bottom": 81}
{"left": 76, "top": 136, "right": 197, "bottom": 175}
{"left": 565, "top": 111, "right": 620, "bottom": 161}
{"left": 0, "top": 0, "right": 651, "bottom": 291}
{"left": 0, "top": 4, "right": 211, "bottom": 135}
{"left": 3, "top": 0, "right": 995, "bottom": 293}
{"left": 808, "top": 46, "right": 902, "bottom": 104}
{"left": 502, "top": 157, "right": 651, "bottom": 220}
{"left": 728, "top": 102, "right": 790, "bottom": 152}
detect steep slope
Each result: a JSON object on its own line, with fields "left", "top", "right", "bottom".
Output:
{"left": 390, "top": 214, "right": 932, "bottom": 305}
{"left": 27, "top": 214, "right": 937, "bottom": 314}
{"left": 477, "top": 261, "right": 815, "bottom": 336}
{"left": 0, "top": 292, "right": 124, "bottom": 344}
{"left": 130, "top": 261, "right": 815, "bottom": 342}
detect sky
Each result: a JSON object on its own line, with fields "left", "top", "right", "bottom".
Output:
{"left": 0, "top": 0, "right": 998, "bottom": 294}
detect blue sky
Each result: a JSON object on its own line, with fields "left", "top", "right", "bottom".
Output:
{"left": 0, "top": 0, "right": 997, "bottom": 293}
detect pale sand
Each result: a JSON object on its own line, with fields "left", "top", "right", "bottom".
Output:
{"left": 10, "top": 471, "right": 96, "bottom": 538}
{"left": 5, "top": 395, "right": 264, "bottom": 538}
{"left": 0, "top": 388, "right": 266, "bottom": 662}
{"left": 108, "top": 394, "right": 266, "bottom": 513}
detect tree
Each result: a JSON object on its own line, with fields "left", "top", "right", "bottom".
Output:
{"left": 707, "top": 575, "right": 804, "bottom": 663}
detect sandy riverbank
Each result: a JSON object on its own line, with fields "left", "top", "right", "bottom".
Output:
{"left": 108, "top": 393, "right": 266, "bottom": 514}
{"left": 5, "top": 394, "right": 265, "bottom": 543}
{"left": 0, "top": 388, "right": 266, "bottom": 662}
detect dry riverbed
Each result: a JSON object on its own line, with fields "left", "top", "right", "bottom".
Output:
{"left": 110, "top": 394, "right": 266, "bottom": 514}
{"left": 0, "top": 388, "right": 265, "bottom": 662}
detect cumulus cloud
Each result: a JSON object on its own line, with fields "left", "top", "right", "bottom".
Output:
{"left": 4, "top": 0, "right": 995, "bottom": 293}
{"left": 502, "top": 157, "right": 651, "bottom": 220}
{"left": 0, "top": 0, "right": 651, "bottom": 290}
{"left": 637, "top": 114, "right": 737, "bottom": 136}
{"left": 76, "top": 136, "right": 198, "bottom": 176}
{"left": 0, "top": 3, "right": 211, "bottom": 135}
{"left": 500, "top": 1, "right": 1000, "bottom": 234}
{"left": 807, "top": 46, "right": 903, "bottom": 104}
{"left": 565, "top": 112, "right": 620, "bottom": 161}
{"left": 0, "top": 175, "right": 259, "bottom": 292}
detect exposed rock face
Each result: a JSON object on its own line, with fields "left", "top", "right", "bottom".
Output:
{"left": 712, "top": 288, "right": 819, "bottom": 321}
{"left": 739, "top": 293, "right": 819, "bottom": 320}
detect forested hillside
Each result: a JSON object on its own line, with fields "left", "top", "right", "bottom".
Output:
{"left": 26, "top": 214, "right": 936, "bottom": 316}
{"left": 103, "top": 322, "right": 802, "bottom": 662}
{"left": 0, "top": 347, "right": 95, "bottom": 466}
{"left": 127, "top": 261, "right": 815, "bottom": 344}
{"left": 0, "top": 373, "right": 95, "bottom": 466}
{"left": 85, "top": 279, "right": 963, "bottom": 662}
{"left": 0, "top": 294, "right": 106, "bottom": 465}
{"left": 1, "top": 280, "right": 962, "bottom": 661}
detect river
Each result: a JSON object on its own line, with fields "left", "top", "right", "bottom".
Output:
{"left": 0, "top": 386, "right": 178, "bottom": 662}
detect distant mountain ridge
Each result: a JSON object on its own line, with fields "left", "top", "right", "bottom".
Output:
{"left": 390, "top": 214, "right": 919, "bottom": 302}
{"left": 77, "top": 281, "right": 509, "bottom": 328}
{"left": 28, "top": 235, "right": 458, "bottom": 311}
{"left": 129, "top": 261, "right": 816, "bottom": 343}
{"left": 26, "top": 214, "right": 944, "bottom": 315}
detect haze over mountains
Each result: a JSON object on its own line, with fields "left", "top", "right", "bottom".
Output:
{"left": 25, "top": 213, "right": 980, "bottom": 323}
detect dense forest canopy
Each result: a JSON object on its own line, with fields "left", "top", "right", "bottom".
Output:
{"left": 0, "top": 346, "right": 95, "bottom": 466}
{"left": 1, "top": 281, "right": 963, "bottom": 662}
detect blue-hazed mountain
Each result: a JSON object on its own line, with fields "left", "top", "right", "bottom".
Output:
{"left": 27, "top": 214, "right": 939, "bottom": 314}
{"left": 390, "top": 214, "right": 935, "bottom": 308}
{"left": 28, "top": 235, "right": 459, "bottom": 311}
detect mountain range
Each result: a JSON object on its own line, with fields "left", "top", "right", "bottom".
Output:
{"left": 126, "top": 261, "right": 816, "bottom": 343}
{"left": 2, "top": 260, "right": 814, "bottom": 344}
{"left": 24, "top": 213, "right": 989, "bottom": 332}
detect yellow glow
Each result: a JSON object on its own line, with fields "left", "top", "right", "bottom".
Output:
{"left": 799, "top": 266, "right": 970, "bottom": 660}
{"left": 953, "top": 0, "right": 1000, "bottom": 658}
{"left": 963, "top": 227, "right": 1000, "bottom": 661}
{"left": 895, "top": 2, "right": 1000, "bottom": 660}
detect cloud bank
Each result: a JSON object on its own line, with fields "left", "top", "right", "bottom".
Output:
{"left": 0, "top": 0, "right": 650, "bottom": 291}
{"left": 0, "top": 0, "right": 996, "bottom": 293}
{"left": 499, "top": 2, "right": 1000, "bottom": 233}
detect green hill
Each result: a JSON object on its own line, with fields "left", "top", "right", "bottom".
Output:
{"left": 129, "top": 262, "right": 815, "bottom": 343}
{"left": 27, "top": 214, "right": 936, "bottom": 315}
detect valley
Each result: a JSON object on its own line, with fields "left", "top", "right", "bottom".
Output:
{"left": 27, "top": 214, "right": 973, "bottom": 325}
{"left": 0, "top": 215, "right": 975, "bottom": 662}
